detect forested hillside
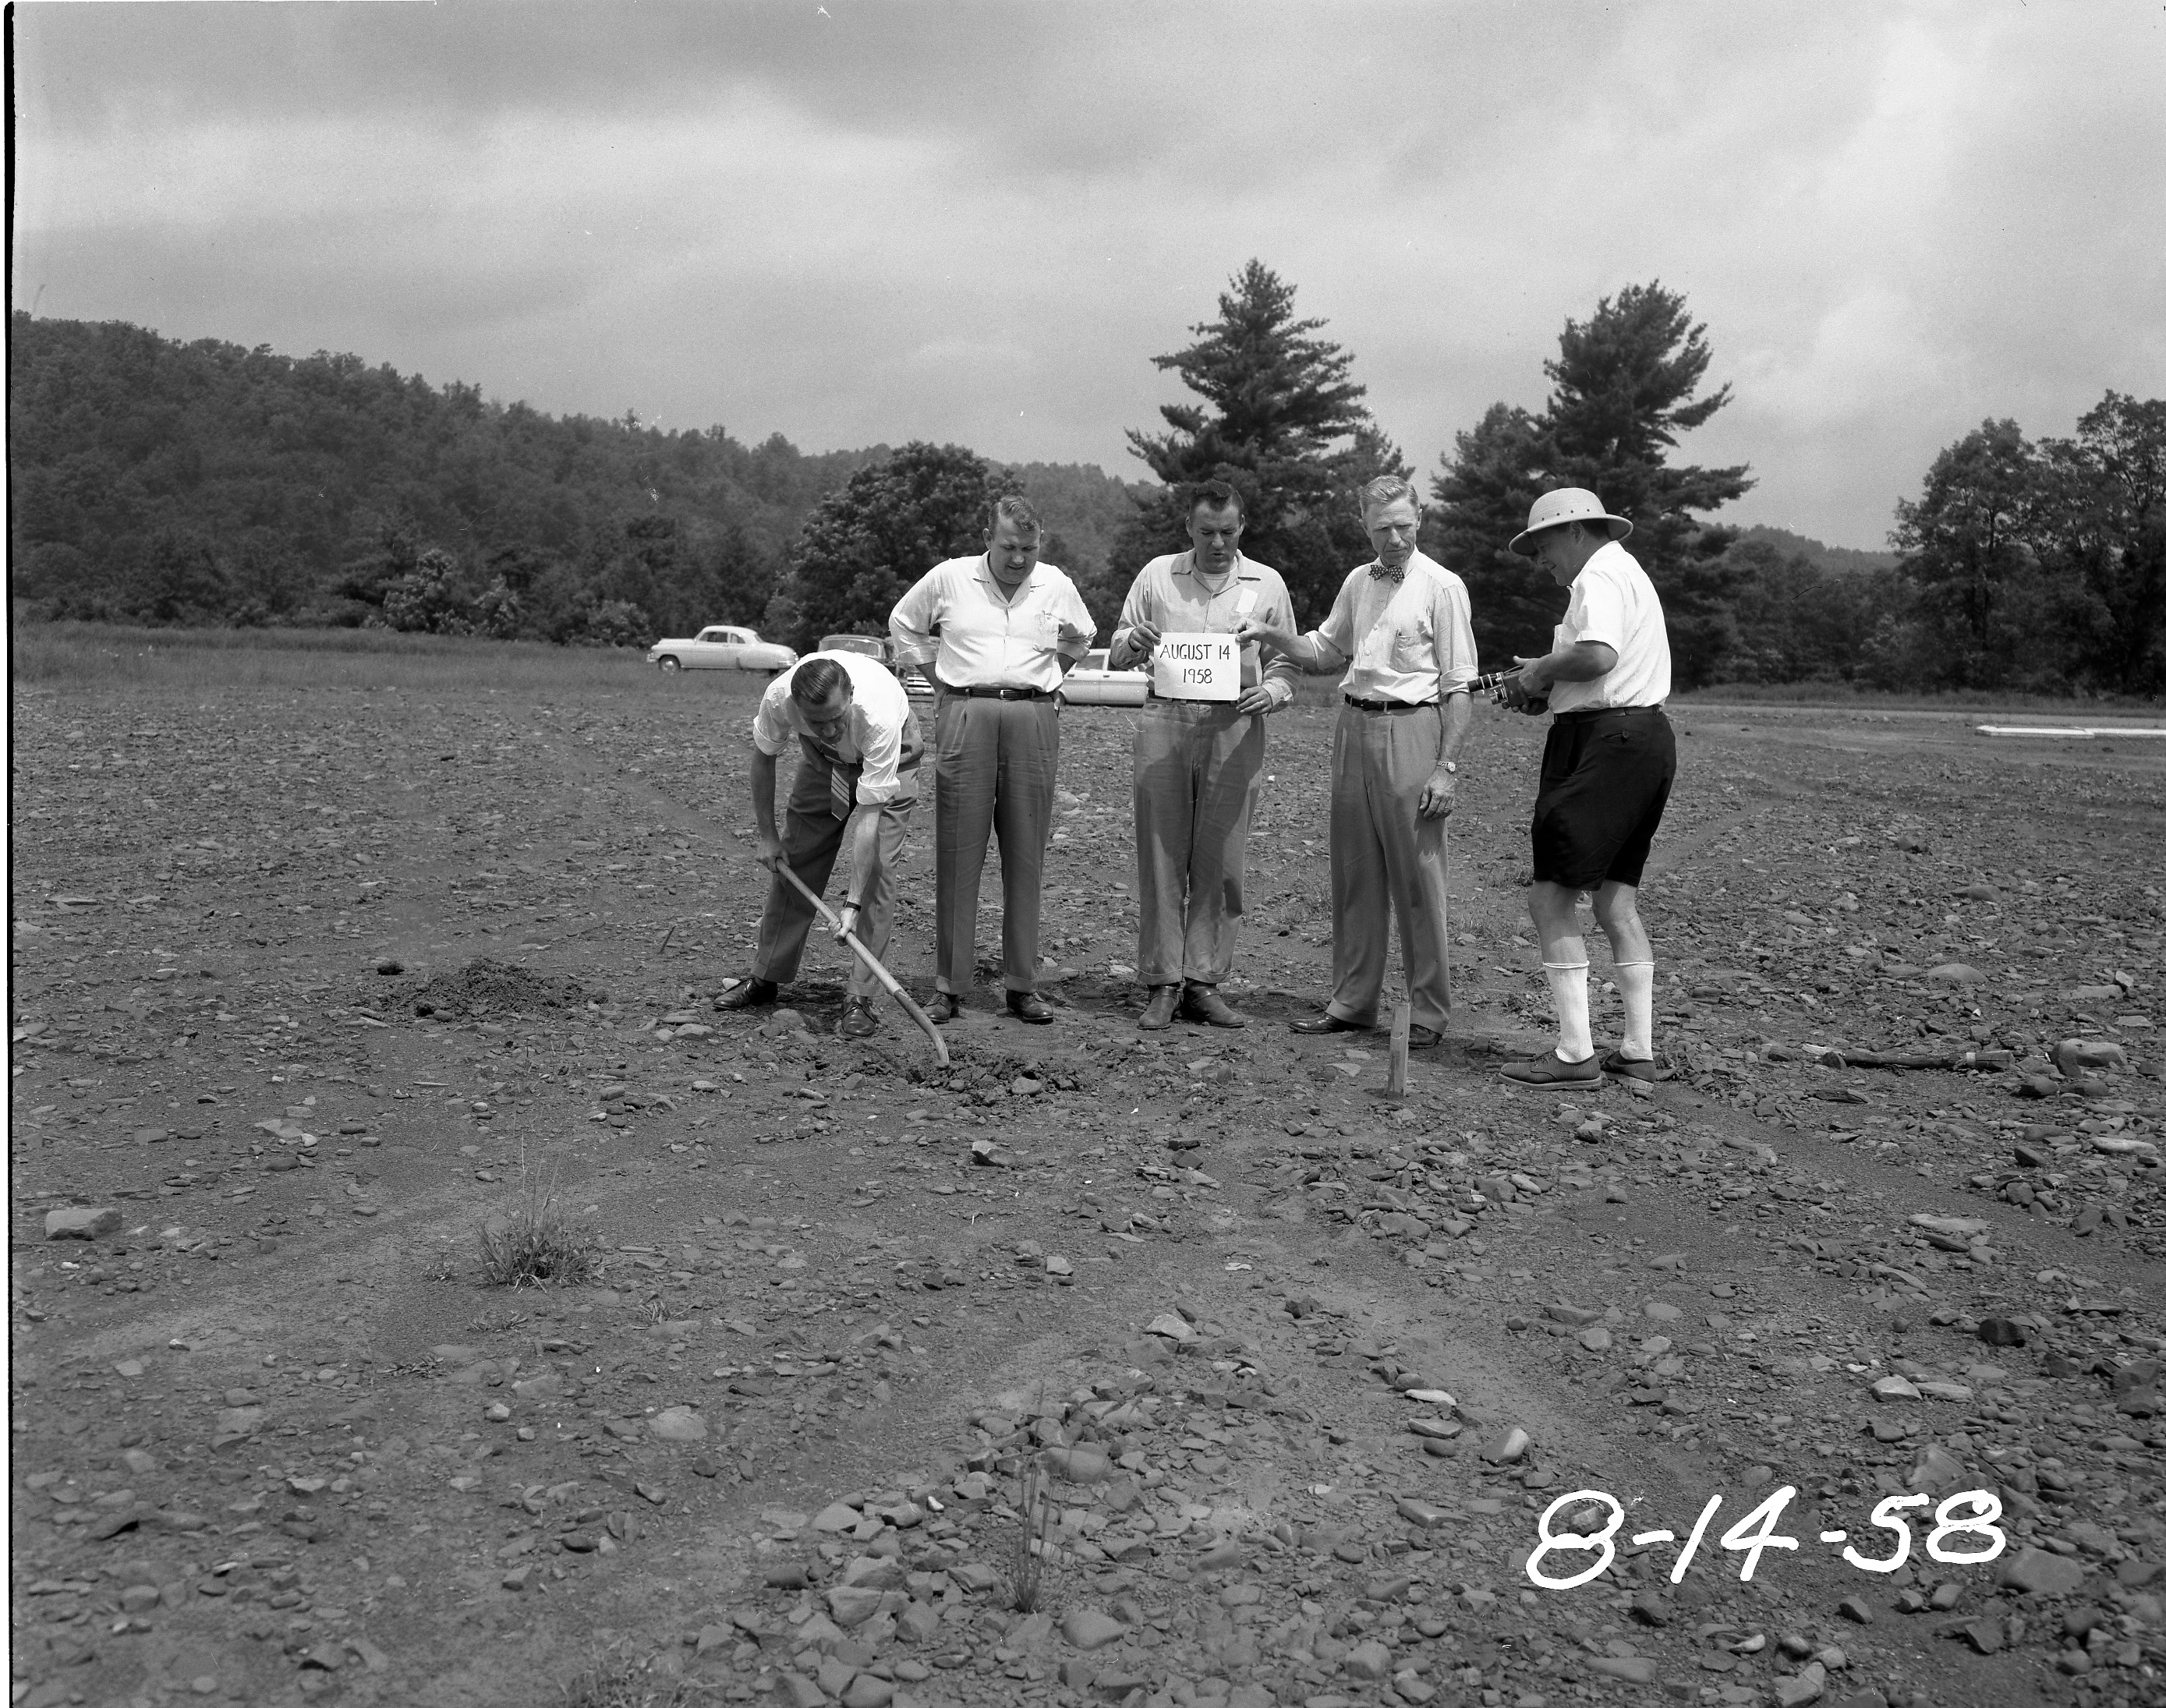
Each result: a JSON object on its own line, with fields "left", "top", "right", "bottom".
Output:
{"left": 5, "top": 314, "right": 1149, "bottom": 645}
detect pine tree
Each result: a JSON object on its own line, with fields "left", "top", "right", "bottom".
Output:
{"left": 1429, "top": 282, "right": 1751, "bottom": 684}
{"left": 1116, "top": 261, "right": 1397, "bottom": 622}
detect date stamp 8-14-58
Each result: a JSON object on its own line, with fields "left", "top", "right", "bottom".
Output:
{"left": 1525, "top": 1484, "right": 2007, "bottom": 1591}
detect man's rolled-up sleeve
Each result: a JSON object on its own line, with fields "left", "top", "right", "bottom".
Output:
{"left": 1308, "top": 574, "right": 1357, "bottom": 670}
{"left": 1438, "top": 581, "right": 1479, "bottom": 693}
{"left": 889, "top": 568, "right": 943, "bottom": 667}
{"left": 1260, "top": 578, "right": 1303, "bottom": 705}
{"left": 750, "top": 677, "right": 792, "bottom": 757}
{"left": 1110, "top": 566, "right": 1157, "bottom": 667}
{"left": 1568, "top": 570, "right": 1626, "bottom": 653}
{"left": 852, "top": 709, "right": 903, "bottom": 806}
{"left": 1056, "top": 576, "right": 1098, "bottom": 660}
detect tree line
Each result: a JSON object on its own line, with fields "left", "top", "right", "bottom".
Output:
{"left": 9, "top": 294, "right": 2159, "bottom": 696}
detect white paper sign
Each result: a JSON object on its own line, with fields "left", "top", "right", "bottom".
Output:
{"left": 1152, "top": 632, "right": 1240, "bottom": 702}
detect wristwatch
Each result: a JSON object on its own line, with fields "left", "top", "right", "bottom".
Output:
{"left": 1442, "top": 761, "right": 1459, "bottom": 775}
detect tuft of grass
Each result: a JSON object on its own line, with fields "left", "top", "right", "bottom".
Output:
{"left": 477, "top": 1151, "right": 599, "bottom": 1290}
{"left": 557, "top": 1651, "right": 709, "bottom": 1708}
{"left": 1003, "top": 1462, "right": 1066, "bottom": 1614}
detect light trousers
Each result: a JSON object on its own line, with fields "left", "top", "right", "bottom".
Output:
{"left": 1326, "top": 702, "right": 1453, "bottom": 1032}
{"left": 933, "top": 696, "right": 1059, "bottom": 995}
{"left": 751, "top": 747, "right": 917, "bottom": 1001}
{"left": 1133, "top": 698, "right": 1266, "bottom": 986}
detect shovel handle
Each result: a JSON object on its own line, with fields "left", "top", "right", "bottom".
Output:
{"left": 772, "top": 862, "right": 949, "bottom": 1066}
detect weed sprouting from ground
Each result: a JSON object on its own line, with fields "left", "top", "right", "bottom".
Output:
{"left": 477, "top": 1147, "right": 598, "bottom": 1289}
{"left": 1004, "top": 1462, "right": 1066, "bottom": 1615}
{"left": 557, "top": 1650, "right": 709, "bottom": 1708}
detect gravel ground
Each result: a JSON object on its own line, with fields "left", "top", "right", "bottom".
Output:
{"left": 9, "top": 668, "right": 2163, "bottom": 1708}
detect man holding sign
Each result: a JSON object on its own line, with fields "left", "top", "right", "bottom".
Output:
{"left": 1238, "top": 476, "right": 1476, "bottom": 1047}
{"left": 1109, "top": 480, "right": 1300, "bottom": 1029}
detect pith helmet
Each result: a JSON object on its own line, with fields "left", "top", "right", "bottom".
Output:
{"left": 1508, "top": 488, "right": 1633, "bottom": 557}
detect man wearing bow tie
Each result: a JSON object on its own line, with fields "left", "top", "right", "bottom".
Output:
{"left": 1238, "top": 476, "right": 1478, "bottom": 1045}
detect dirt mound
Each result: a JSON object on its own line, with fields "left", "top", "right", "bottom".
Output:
{"left": 405, "top": 957, "right": 588, "bottom": 1020}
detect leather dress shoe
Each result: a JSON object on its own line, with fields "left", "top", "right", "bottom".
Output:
{"left": 837, "top": 997, "right": 879, "bottom": 1039}
{"left": 930, "top": 993, "right": 966, "bottom": 1025}
{"left": 1180, "top": 984, "right": 1246, "bottom": 1028}
{"left": 1501, "top": 1048, "right": 1602, "bottom": 1087}
{"left": 1138, "top": 985, "right": 1178, "bottom": 1030}
{"left": 1006, "top": 990, "right": 1055, "bottom": 1025}
{"left": 717, "top": 977, "right": 778, "bottom": 1011}
{"left": 1290, "top": 1012, "right": 1367, "bottom": 1035}
{"left": 1407, "top": 1024, "right": 1442, "bottom": 1049}
{"left": 1601, "top": 1049, "right": 1672, "bottom": 1082}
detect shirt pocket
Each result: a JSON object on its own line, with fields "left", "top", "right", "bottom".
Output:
{"left": 1389, "top": 617, "right": 1433, "bottom": 671}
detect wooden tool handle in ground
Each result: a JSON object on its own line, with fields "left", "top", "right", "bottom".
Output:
{"left": 772, "top": 864, "right": 950, "bottom": 1066}
{"left": 1387, "top": 978, "right": 1412, "bottom": 1098}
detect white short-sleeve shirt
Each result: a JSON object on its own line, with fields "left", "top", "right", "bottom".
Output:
{"left": 1548, "top": 540, "right": 1672, "bottom": 713}
{"left": 888, "top": 556, "right": 1097, "bottom": 694}
{"left": 752, "top": 650, "right": 913, "bottom": 806}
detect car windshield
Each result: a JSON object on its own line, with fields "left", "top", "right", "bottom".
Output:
{"left": 1085, "top": 650, "right": 1110, "bottom": 670}
{"left": 822, "top": 637, "right": 882, "bottom": 656}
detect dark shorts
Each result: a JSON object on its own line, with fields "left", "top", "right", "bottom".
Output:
{"left": 1531, "top": 707, "right": 1676, "bottom": 890}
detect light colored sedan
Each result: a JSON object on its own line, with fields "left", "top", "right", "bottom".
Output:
{"left": 819, "top": 635, "right": 936, "bottom": 709}
{"left": 646, "top": 626, "right": 798, "bottom": 674}
{"left": 1057, "top": 648, "right": 1148, "bottom": 707}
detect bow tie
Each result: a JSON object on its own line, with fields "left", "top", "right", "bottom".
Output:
{"left": 1370, "top": 563, "right": 1405, "bottom": 583}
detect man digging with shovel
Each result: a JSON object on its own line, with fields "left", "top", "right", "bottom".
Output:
{"left": 718, "top": 651, "right": 922, "bottom": 1039}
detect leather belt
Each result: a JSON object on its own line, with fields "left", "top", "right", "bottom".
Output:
{"left": 1552, "top": 705, "right": 1665, "bottom": 723}
{"left": 1343, "top": 695, "right": 1439, "bottom": 713}
{"left": 952, "top": 686, "right": 1053, "bottom": 702}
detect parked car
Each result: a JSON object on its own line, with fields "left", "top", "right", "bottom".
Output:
{"left": 646, "top": 626, "right": 797, "bottom": 674}
{"left": 819, "top": 633, "right": 895, "bottom": 665}
{"left": 819, "top": 634, "right": 936, "bottom": 709}
{"left": 1057, "top": 648, "right": 1148, "bottom": 708}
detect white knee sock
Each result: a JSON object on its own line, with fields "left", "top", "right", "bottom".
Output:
{"left": 1616, "top": 961, "right": 1655, "bottom": 1060}
{"left": 1543, "top": 961, "right": 1594, "bottom": 1063}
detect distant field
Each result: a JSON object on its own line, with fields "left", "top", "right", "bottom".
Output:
{"left": 9, "top": 621, "right": 768, "bottom": 699}
{"left": 14, "top": 621, "right": 2161, "bottom": 719}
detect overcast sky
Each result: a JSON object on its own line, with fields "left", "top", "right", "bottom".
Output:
{"left": 14, "top": 2, "right": 2164, "bottom": 549}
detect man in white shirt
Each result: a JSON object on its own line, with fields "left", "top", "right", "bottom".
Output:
{"left": 1495, "top": 487, "right": 1678, "bottom": 1086}
{"left": 890, "top": 496, "right": 1097, "bottom": 1024}
{"left": 719, "top": 649, "right": 922, "bottom": 1038}
{"left": 1110, "top": 480, "right": 1301, "bottom": 1031}
{"left": 1238, "top": 476, "right": 1478, "bottom": 1045}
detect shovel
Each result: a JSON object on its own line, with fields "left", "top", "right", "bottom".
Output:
{"left": 772, "top": 863, "right": 949, "bottom": 1066}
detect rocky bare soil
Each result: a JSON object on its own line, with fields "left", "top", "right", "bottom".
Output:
{"left": 9, "top": 668, "right": 2164, "bottom": 1708}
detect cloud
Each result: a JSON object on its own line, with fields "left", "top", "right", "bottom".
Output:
{"left": 12, "top": 2, "right": 2165, "bottom": 548}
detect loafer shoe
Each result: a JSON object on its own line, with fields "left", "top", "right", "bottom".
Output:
{"left": 1180, "top": 984, "right": 1246, "bottom": 1028}
{"left": 1601, "top": 1050, "right": 1672, "bottom": 1082}
{"left": 1501, "top": 1048, "right": 1602, "bottom": 1087}
{"left": 1005, "top": 991, "right": 1055, "bottom": 1025}
{"left": 837, "top": 997, "right": 879, "bottom": 1039}
{"left": 717, "top": 977, "right": 779, "bottom": 1012}
{"left": 1407, "top": 1024, "right": 1442, "bottom": 1049}
{"left": 1290, "top": 1013, "right": 1368, "bottom": 1035}
{"left": 1138, "top": 985, "right": 1178, "bottom": 1031}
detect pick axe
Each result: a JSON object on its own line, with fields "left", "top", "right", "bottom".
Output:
{"left": 772, "top": 863, "right": 950, "bottom": 1066}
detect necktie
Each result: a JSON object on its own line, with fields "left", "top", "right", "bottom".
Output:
{"left": 1370, "top": 563, "right": 1404, "bottom": 584}
{"left": 831, "top": 763, "right": 854, "bottom": 820}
